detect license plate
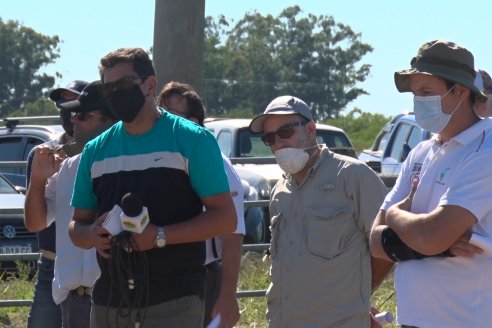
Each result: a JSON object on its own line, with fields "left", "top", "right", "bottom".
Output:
{"left": 0, "top": 246, "right": 32, "bottom": 254}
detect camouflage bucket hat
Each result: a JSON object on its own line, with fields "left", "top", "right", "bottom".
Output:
{"left": 395, "top": 40, "right": 487, "bottom": 102}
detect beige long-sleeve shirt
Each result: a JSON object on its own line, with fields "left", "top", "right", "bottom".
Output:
{"left": 267, "top": 146, "right": 387, "bottom": 328}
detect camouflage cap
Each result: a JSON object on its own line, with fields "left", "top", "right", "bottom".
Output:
{"left": 395, "top": 40, "right": 487, "bottom": 102}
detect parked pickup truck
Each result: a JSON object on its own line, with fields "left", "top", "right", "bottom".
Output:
{"left": 358, "top": 112, "right": 431, "bottom": 175}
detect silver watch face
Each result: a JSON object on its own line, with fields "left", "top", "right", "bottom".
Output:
{"left": 155, "top": 235, "right": 166, "bottom": 248}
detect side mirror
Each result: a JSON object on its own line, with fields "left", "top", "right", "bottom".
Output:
{"left": 15, "top": 186, "right": 27, "bottom": 194}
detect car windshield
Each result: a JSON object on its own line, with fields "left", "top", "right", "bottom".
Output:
{"left": 0, "top": 175, "right": 17, "bottom": 194}
{"left": 236, "top": 128, "right": 354, "bottom": 158}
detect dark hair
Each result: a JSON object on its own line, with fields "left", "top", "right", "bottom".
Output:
{"left": 183, "top": 91, "right": 206, "bottom": 126}
{"left": 444, "top": 79, "right": 476, "bottom": 106}
{"left": 157, "top": 81, "right": 194, "bottom": 108}
{"left": 99, "top": 48, "right": 155, "bottom": 81}
{"left": 158, "top": 82, "right": 206, "bottom": 126}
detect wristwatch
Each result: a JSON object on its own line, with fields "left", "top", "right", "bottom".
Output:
{"left": 154, "top": 226, "right": 167, "bottom": 248}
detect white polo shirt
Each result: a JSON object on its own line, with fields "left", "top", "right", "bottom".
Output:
{"left": 382, "top": 118, "right": 492, "bottom": 328}
{"left": 204, "top": 154, "right": 245, "bottom": 265}
{"left": 46, "top": 155, "right": 100, "bottom": 305}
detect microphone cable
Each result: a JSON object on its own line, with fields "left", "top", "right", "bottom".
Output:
{"left": 106, "top": 231, "right": 149, "bottom": 328}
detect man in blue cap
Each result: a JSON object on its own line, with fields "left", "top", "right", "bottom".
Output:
{"left": 25, "top": 80, "right": 88, "bottom": 328}
{"left": 26, "top": 81, "right": 117, "bottom": 328}
{"left": 249, "top": 95, "right": 390, "bottom": 327}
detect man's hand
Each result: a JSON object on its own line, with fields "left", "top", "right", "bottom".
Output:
{"left": 211, "top": 292, "right": 240, "bottom": 328}
{"left": 131, "top": 223, "right": 158, "bottom": 251}
{"left": 389, "top": 178, "right": 418, "bottom": 213}
{"left": 449, "top": 231, "right": 483, "bottom": 257}
{"left": 91, "top": 213, "right": 112, "bottom": 259}
{"left": 30, "top": 146, "right": 66, "bottom": 182}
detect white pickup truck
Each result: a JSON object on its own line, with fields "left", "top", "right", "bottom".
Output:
{"left": 358, "top": 113, "right": 431, "bottom": 175}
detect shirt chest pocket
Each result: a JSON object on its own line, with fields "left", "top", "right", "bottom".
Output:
{"left": 306, "top": 206, "right": 355, "bottom": 260}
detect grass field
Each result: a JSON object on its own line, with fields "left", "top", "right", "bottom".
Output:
{"left": 0, "top": 255, "right": 397, "bottom": 328}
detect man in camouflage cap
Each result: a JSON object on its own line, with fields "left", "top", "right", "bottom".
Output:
{"left": 371, "top": 40, "right": 492, "bottom": 327}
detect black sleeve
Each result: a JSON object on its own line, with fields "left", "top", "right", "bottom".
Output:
{"left": 381, "top": 226, "right": 453, "bottom": 262}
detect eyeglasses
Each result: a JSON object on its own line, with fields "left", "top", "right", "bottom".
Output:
{"left": 99, "top": 76, "right": 147, "bottom": 97}
{"left": 261, "top": 120, "right": 308, "bottom": 146}
{"left": 71, "top": 111, "right": 96, "bottom": 122}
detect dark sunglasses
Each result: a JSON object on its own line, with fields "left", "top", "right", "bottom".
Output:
{"left": 71, "top": 111, "right": 95, "bottom": 121}
{"left": 261, "top": 120, "right": 308, "bottom": 146}
{"left": 99, "top": 76, "right": 147, "bottom": 97}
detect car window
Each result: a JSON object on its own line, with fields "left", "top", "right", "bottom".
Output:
{"left": 376, "top": 131, "right": 390, "bottom": 152}
{"left": 407, "top": 126, "right": 422, "bottom": 150}
{"left": 25, "top": 137, "right": 44, "bottom": 159}
{"left": 217, "top": 130, "right": 233, "bottom": 157}
{"left": 0, "top": 137, "right": 24, "bottom": 175}
{"left": 388, "top": 123, "right": 411, "bottom": 161}
{"left": 237, "top": 129, "right": 271, "bottom": 157}
{"left": 0, "top": 137, "right": 23, "bottom": 161}
{"left": 0, "top": 175, "right": 17, "bottom": 194}
{"left": 316, "top": 131, "right": 352, "bottom": 148}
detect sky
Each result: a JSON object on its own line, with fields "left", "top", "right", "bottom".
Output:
{"left": 2, "top": 0, "right": 491, "bottom": 117}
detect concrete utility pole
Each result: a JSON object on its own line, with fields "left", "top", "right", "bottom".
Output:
{"left": 153, "top": 0, "right": 205, "bottom": 95}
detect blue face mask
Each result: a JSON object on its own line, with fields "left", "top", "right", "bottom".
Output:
{"left": 413, "top": 86, "right": 461, "bottom": 134}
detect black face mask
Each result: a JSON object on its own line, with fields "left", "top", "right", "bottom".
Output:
{"left": 59, "top": 108, "right": 74, "bottom": 137}
{"left": 105, "top": 84, "right": 145, "bottom": 123}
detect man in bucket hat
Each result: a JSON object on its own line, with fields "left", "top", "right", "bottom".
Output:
{"left": 370, "top": 40, "right": 492, "bottom": 327}
{"left": 250, "top": 95, "right": 391, "bottom": 327}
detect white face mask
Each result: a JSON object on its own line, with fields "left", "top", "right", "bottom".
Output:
{"left": 274, "top": 146, "right": 317, "bottom": 174}
{"left": 413, "top": 86, "right": 462, "bottom": 134}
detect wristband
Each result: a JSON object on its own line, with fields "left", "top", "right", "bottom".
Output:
{"left": 381, "top": 227, "right": 453, "bottom": 262}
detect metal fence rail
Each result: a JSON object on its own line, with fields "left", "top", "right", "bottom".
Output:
{"left": 0, "top": 244, "right": 270, "bottom": 308}
{"left": 0, "top": 161, "right": 26, "bottom": 169}
{"left": 0, "top": 155, "right": 396, "bottom": 309}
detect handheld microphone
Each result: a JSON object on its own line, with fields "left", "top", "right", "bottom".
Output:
{"left": 120, "top": 193, "right": 149, "bottom": 234}
{"left": 102, "top": 205, "right": 124, "bottom": 235}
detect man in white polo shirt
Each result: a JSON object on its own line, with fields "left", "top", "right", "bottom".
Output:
{"left": 157, "top": 82, "right": 245, "bottom": 328}
{"left": 370, "top": 40, "right": 492, "bottom": 328}
{"left": 25, "top": 81, "right": 117, "bottom": 328}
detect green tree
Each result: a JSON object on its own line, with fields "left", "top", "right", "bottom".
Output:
{"left": 203, "top": 6, "right": 373, "bottom": 120}
{"left": 8, "top": 97, "right": 58, "bottom": 117}
{"left": 0, "top": 18, "right": 60, "bottom": 117}
{"left": 326, "top": 109, "right": 389, "bottom": 154}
